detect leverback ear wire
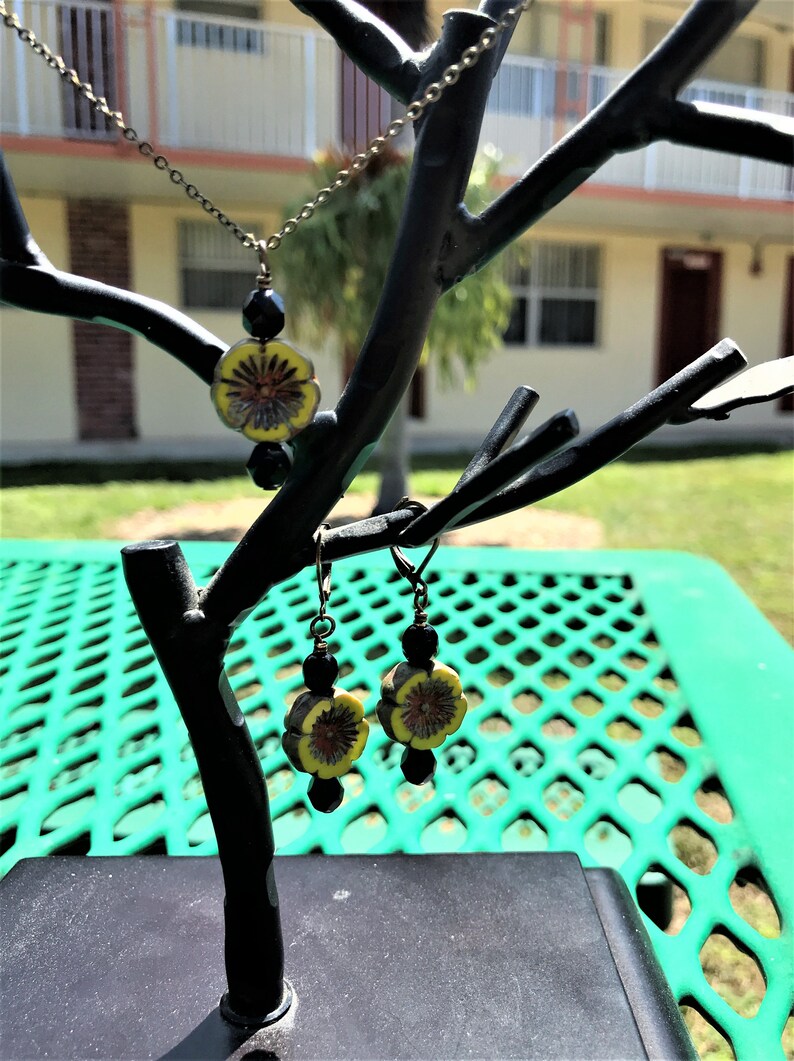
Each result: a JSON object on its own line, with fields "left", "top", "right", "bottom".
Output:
{"left": 309, "top": 524, "right": 336, "bottom": 648}
{"left": 282, "top": 524, "right": 369, "bottom": 814}
{"left": 390, "top": 537, "right": 440, "bottom": 621}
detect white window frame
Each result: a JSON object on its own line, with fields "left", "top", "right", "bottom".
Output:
{"left": 504, "top": 242, "right": 602, "bottom": 348}
{"left": 178, "top": 219, "right": 258, "bottom": 310}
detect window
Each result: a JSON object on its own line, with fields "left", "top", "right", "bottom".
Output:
{"left": 510, "top": 4, "right": 609, "bottom": 65}
{"left": 175, "top": 0, "right": 264, "bottom": 54}
{"left": 644, "top": 21, "right": 764, "bottom": 87}
{"left": 504, "top": 243, "right": 601, "bottom": 347}
{"left": 179, "top": 221, "right": 257, "bottom": 309}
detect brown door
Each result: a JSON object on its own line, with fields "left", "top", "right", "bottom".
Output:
{"left": 781, "top": 257, "right": 793, "bottom": 413}
{"left": 656, "top": 249, "right": 722, "bottom": 384}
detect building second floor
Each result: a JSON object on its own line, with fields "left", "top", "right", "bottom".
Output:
{"left": 2, "top": 0, "right": 793, "bottom": 231}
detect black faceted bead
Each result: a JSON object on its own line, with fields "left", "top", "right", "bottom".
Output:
{"left": 246, "top": 442, "right": 294, "bottom": 490}
{"left": 400, "top": 746, "right": 437, "bottom": 786}
{"left": 303, "top": 650, "right": 339, "bottom": 694}
{"left": 308, "top": 776, "right": 344, "bottom": 813}
{"left": 242, "top": 287, "right": 285, "bottom": 341}
{"left": 401, "top": 623, "right": 439, "bottom": 665}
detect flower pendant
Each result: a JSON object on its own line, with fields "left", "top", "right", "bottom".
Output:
{"left": 377, "top": 661, "right": 467, "bottom": 751}
{"left": 283, "top": 690, "right": 369, "bottom": 780}
{"left": 212, "top": 338, "right": 321, "bottom": 443}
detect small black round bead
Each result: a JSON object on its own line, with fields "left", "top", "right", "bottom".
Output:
{"left": 400, "top": 746, "right": 437, "bottom": 786}
{"left": 246, "top": 442, "right": 294, "bottom": 490}
{"left": 242, "top": 287, "right": 286, "bottom": 341}
{"left": 308, "top": 776, "right": 344, "bottom": 813}
{"left": 401, "top": 623, "right": 439, "bottom": 665}
{"left": 303, "top": 650, "right": 339, "bottom": 693}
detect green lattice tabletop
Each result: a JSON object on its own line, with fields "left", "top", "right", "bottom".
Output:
{"left": 1, "top": 541, "right": 792, "bottom": 1058}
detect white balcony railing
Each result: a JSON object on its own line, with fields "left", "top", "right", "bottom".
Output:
{"left": 483, "top": 55, "right": 794, "bottom": 201}
{"left": 2, "top": 0, "right": 339, "bottom": 157}
{"left": 2, "top": 0, "right": 792, "bottom": 203}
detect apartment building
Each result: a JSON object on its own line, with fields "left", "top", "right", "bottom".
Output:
{"left": 1, "top": 0, "right": 792, "bottom": 462}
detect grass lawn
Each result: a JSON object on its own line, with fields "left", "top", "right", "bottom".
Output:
{"left": 2, "top": 451, "right": 792, "bottom": 642}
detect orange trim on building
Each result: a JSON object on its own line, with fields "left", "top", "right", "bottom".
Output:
{"left": 490, "top": 172, "right": 794, "bottom": 213}
{"left": 0, "top": 136, "right": 312, "bottom": 174}
{"left": 575, "top": 182, "right": 794, "bottom": 214}
{"left": 3, "top": 134, "right": 791, "bottom": 210}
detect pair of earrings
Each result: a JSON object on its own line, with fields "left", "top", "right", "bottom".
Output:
{"left": 282, "top": 529, "right": 468, "bottom": 813}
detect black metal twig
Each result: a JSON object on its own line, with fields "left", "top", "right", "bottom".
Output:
{"left": 456, "top": 385, "right": 539, "bottom": 487}
{"left": 459, "top": 339, "right": 747, "bottom": 525}
{"left": 292, "top": 0, "right": 423, "bottom": 102}
{"left": 658, "top": 100, "right": 794, "bottom": 166}
{"left": 443, "top": 0, "right": 765, "bottom": 283}
{"left": 399, "top": 409, "right": 578, "bottom": 545}
{"left": 0, "top": 154, "right": 226, "bottom": 385}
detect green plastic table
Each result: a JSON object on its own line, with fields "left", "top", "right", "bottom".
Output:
{"left": 1, "top": 540, "right": 792, "bottom": 1058}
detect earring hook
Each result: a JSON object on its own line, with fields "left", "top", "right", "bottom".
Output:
{"left": 310, "top": 524, "right": 335, "bottom": 643}
{"left": 389, "top": 537, "right": 439, "bottom": 587}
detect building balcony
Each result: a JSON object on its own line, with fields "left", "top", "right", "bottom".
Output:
{"left": 2, "top": 0, "right": 792, "bottom": 205}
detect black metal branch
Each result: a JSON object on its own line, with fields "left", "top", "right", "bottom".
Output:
{"left": 457, "top": 385, "right": 539, "bottom": 487}
{"left": 631, "top": 0, "right": 757, "bottom": 100}
{"left": 0, "top": 263, "right": 226, "bottom": 384}
{"left": 200, "top": 7, "right": 504, "bottom": 629}
{"left": 399, "top": 409, "right": 578, "bottom": 545}
{"left": 0, "top": 151, "right": 45, "bottom": 267}
{"left": 457, "top": 339, "right": 748, "bottom": 525}
{"left": 658, "top": 100, "right": 794, "bottom": 166}
{"left": 291, "top": 0, "right": 423, "bottom": 102}
{"left": 121, "top": 541, "right": 289, "bottom": 1025}
{"left": 0, "top": 154, "right": 225, "bottom": 384}
{"left": 443, "top": 0, "right": 761, "bottom": 283}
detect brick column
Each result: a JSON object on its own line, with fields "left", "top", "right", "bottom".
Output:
{"left": 68, "top": 199, "right": 137, "bottom": 440}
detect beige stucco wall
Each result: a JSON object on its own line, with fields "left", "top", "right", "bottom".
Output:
{"left": 0, "top": 196, "right": 76, "bottom": 447}
{"left": 411, "top": 225, "right": 793, "bottom": 444}
{"left": 126, "top": 207, "right": 793, "bottom": 450}
{"left": 2, "top": 203, "right": 790, "bottom": 461}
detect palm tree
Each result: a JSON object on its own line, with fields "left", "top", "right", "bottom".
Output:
{"left": 278, "top": 146, "right": 513, "bottom": 512}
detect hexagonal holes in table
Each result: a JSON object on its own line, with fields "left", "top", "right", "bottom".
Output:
{"left": 729, "top": 866, "right": 782, "bottom": 940}
{"left": 669, "top": 820, "right": 718, "bottom": 875}
{"left": 678, "top": 1003, "right": 735, "bottom": 1060}
{"left": 699, "top": 927, "right": 767, "bottom": 1018}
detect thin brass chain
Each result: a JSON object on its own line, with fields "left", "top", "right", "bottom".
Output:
{"left": 1, "top": 0, "right": 532, "bottom": 260}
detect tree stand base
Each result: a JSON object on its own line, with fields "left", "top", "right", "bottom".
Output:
{"left": 0, "top": 853, "right": 693, "bottom": 1060}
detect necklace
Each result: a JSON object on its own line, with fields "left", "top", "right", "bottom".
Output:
{"left": 1, "top": 0, "right": 533, "bottom": 443}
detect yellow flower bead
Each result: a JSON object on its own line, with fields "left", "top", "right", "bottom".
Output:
{"left": 377, "top": 661, "right": 467, "bottom": 751}
{"left": 212, "top": 338, "right": 321, "bottom": 442}
{"left": 283, "top": 690, "right": 369, "bottom": 780}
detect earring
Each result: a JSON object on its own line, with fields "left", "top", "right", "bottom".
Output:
{"left": 282, "top": 526, "right": 368, "bottom": 813}
{"left": 377, "top": 540, "right": 467, "bottom": 785}
{"left": 212, "top": 242, "right": 320, "bottom": 444}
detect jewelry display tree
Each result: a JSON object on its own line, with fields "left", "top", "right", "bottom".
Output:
{"left": 1, "top": 0, "right": 792, "bottom": 1057}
